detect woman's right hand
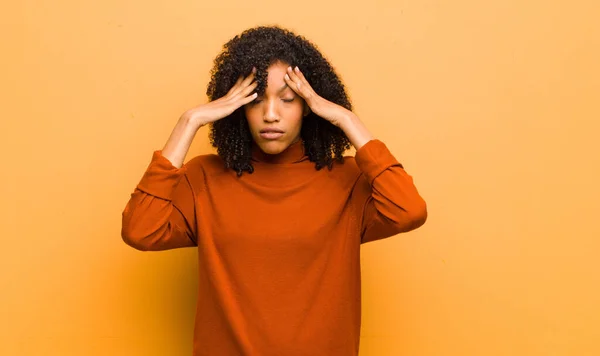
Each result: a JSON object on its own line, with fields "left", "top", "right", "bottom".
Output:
{"left": 161, "top": 68, "right": 257, "bottom": 168}
{"left": 181, "top": 68, "right": 258, "bottom": 129}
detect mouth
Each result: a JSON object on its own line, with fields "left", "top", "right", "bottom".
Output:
{"left": 259, "top": 128, "right": 285, "bottom": 140}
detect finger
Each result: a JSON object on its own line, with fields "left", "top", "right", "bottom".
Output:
{"left": 222, "top": 85, "right": 257, "bottom": 113}
{"left": 285, "top": 66, "right": 314, "bottom": 101}
{"left": 293, "top": 66, "right": 309, "bottom": 84}
{"left": 293, "top": 66, "right": 317, "bottom": 101}
{"left": 233, "top": 80, "right": 258, "bottom": 100}
{"left": 241, "top": 67, "right": 257, "bottom": 86}
{"left": 231, "top": 67, "right": 257, "bottom": 96}
{"left": 286, "top": 66, "right": 300, "bottom": 86}
{"left": 292, "top": 66, "right": 315, "bottom": 94}
{"left": 287, "top": 66, "right": 311, "bottom": 92}
{"left": 284, "top": 72, "right": 301, "bottom": 95}
{"left": 226, "top": 76, "right": 244, "bottom": 96}
{"left": 240, "top": 92, "right": 259, "bottom": 106}
{"left": 285, "top": 66, "right": 305, "bottom": 92}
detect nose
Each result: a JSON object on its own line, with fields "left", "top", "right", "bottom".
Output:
{"left": 263, "top": 99, "right": 279, "bottom": 123}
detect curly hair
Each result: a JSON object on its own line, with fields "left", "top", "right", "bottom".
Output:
{"left": 206, "top": 25, "right": 352, "bottom": 176}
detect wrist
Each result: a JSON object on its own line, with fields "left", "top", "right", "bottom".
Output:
{"left": 339, "top": 113, "right": 374, "bottom": 150}
{"left": 179, "top": 113, "right": 205, "bottom": 131}
{"left": 338, "top": 112, "right": 359, "bottom": 131}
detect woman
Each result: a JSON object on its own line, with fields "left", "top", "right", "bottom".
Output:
{"left": 122, "top": 25, "right": 427, "bottom": 356}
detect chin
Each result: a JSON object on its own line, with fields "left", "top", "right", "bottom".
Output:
{"left": 256, "top": 140, "right": 290, "bottom": 155}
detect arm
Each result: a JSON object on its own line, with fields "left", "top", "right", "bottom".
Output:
{"left": 161, "top": 115, "right": 202, "bottom": 168}
{"left": 338, "top": 113, "right": 427, "bottom": 242}
{"left": 354, "top": 139, "right": 428, "bottom": 244}
{"left": 278, "top": 66, "right": 427, "bottom": 241}
{"left": 121, "top": 149, "right": 198, "bottom": 251}
{"left": 122, "top": 69, "right": 259, "bottom": 250}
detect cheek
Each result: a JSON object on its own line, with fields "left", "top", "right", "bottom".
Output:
{"left": 244, "top": 107, "right": 261, "bottom": 129}
{"left": 288, "top": 110, "right": 304, "bottom": 131}
{"left": 284, "top": 102, "right": 305, "bottom": 118}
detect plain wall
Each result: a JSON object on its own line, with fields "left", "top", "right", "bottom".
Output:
{"left": 2, "top": 0, "right": 599, "bottom": 355}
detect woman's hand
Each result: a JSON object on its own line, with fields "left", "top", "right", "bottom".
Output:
{"left": 181, "top": 68, "right": 258, "bottom": 129}
{"left": 284, "top": 66, "right": 353, "bottom": 128}
{"left": 161, "top": 69, "right": 257, "bottom": 168}
{"left": 284, "top": 66, "right": 374, "bottom": 149}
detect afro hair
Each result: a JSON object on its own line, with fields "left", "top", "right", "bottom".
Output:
{"left": 206, "top": 25, "right": 352, "bottom": 176}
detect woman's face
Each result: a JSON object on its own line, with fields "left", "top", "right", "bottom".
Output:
{"left": 244, "top": 61, "right": 308, "bottom": 155}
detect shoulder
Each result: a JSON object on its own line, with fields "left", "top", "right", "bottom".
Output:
{"left": 185, "top": 153, "right": 229, "bottom": 175}
{"left": 330, "top": 153, "right": 360, "bottom": 175}
{"left": 181, "top": 153, "right": 228, "bottom": 188}
{"left": 325, "top": 153, "right": 366, "bottom": 187}
{"left": 306, "top": 154, "right": 371, "bottom": 203}
{"left": 186, "top": 153, "right": 222, "bottom": 169}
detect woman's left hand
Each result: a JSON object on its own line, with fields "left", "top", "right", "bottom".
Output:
{"left": 285, "top": 65, "right": 375, "bottom": 149}
{"left": 284, "top": 66, "right": 354, "bottom": 127}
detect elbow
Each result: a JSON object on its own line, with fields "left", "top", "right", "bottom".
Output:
{"left": 408, "top": 199, "right": 428, "bottom": 229}
{"left": 121, "top": 205, "right": 152, "bottom": 251}
{"left": 395, "top": 199, "right": 428, "bottom": 232}
{"left": 121, "top": 228, "right": 151, "bottom": 251}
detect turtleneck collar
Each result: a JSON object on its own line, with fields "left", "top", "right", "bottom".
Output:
{"left": 251, "top": 139, "right": 308, "bottom": 164}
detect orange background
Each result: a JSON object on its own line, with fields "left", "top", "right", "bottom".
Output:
{"left": 2, "top": 0, "right": 599, "bottom": 355}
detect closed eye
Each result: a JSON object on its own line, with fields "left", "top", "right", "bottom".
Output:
{"left": 250, "top": 97, "right": 295, "bottom": 105}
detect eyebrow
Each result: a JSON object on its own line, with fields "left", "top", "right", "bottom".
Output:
{"left": 277, "top": 83, "right": 290, "bottom": 94}
{"left": 257, "top": 83, "right": 293, "bottom": 97}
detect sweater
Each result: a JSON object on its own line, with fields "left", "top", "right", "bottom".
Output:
{"left": 121, "top": 138, "right": 427, "bottom": 355}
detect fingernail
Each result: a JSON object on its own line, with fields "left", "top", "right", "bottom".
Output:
{"left": 252, "top": 67, "right": 256, "bottom": 73}
{"left": 284, "top": 74, "right": 290, "bottom": 80}
{"left": 288, "top": 66, "right": 292, "bottom": 72}
{"left": 295, "top": 66, "right": 300, "bottom": 72}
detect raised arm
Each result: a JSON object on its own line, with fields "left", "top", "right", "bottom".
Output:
{"left": 283, "top": 66, "right": 427, "bottom": 243}
{"left": 122, "top": 68, "right": 258, "bottom": 250}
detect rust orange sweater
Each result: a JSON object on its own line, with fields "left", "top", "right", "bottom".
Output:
{"left": 121, "top": 139, "right": 427, "bottom": 355}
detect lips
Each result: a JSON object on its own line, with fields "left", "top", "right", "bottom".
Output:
{"left": 260, "top": 128, "right": 284, "bottom": 133}
{"left": 259, "top": 128, "right": 285, "bottom": 140}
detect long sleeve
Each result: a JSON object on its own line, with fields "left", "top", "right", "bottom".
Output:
{"left": 121, "top": 150, "right": 198, "bottom": 251}
{"left": 353, "top": 139, "right": 427, "bottom": 244}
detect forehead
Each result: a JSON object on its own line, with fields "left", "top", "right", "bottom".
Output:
{"left": 263, "top": 62, "right": 291, "bottom": 92}
{"left": 266, "top": 62, "right": 288, "bottom": 80}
